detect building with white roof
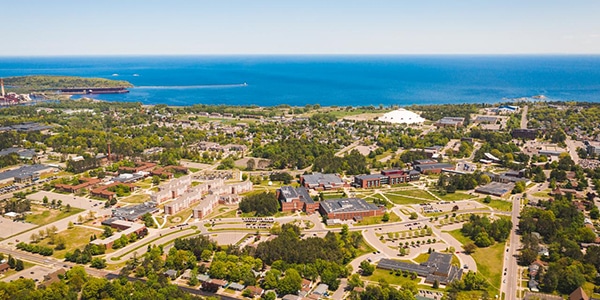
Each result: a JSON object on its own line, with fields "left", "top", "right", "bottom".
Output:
{"left": 378, "top": 109, "right": 425, "bottom": 125}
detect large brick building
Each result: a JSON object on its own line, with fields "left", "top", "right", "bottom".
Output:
{"left": 300, "top": 173, "right": 347, "bottom": 190}
{"left": 319, "top": 198, "right": 385, "bottom": 221}
{"left": 277, "top": 186, "right": 319, "bottom": 213}
{"left": 354, "top": 169, "right": 421, "bottom": 188}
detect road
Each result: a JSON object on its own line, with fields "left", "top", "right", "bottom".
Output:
{"left": 520, "top": 105, "right": 528, "bottom": 129}
{"left": 500, "top": 193, "right": 524, "bottom": 299}
{"left": 564, "top": 136, "right": 584, "bottom": 165}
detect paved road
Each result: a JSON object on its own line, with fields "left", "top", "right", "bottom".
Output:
{"left": 564, "top": 136, "right": 584, "bottom": 165}
{"left": 501, "top": 193, "right": 525, "bottom": 299}
{"left": 520, "top": 105, "right": 528, "bottom": 129}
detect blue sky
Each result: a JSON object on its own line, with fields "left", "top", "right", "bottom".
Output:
{"left": 3, "top": 0, "right": 600, "bottom": 55}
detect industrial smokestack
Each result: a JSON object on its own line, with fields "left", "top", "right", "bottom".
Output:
{"left": 0, "top": 79, "right": 5, "bottom": 97}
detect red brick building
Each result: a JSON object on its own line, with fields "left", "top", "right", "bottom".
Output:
{"left": 319, "top": 198, "right": 385, "bottom": 221}
{"left": 277, "top": 186, "right": 319, "bottom": 213}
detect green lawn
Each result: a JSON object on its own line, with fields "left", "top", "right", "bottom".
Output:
{"left": 37, "top": 227, "right": 102, "bottom": 259}
{"left": 532, "top": 189, "right": 551, "bottom": 198}
{"left": 447, "top": 229, "right": 503, "bottom": 294}
{"left": 165, "top": 207, "right": 195, "bottom": 226}
{"left": 25, "top": 206, "right": 84, "bottom": 226}
{"left": 121, "top": 194, "right": 150, "bottom": 204}
{"left": 383, "top": 193, "right": 429, "bottom": 205}
{"left": 413, "top": 253, "right": 430, "bottom": 264}
{"left": 321, "top": 192, "right": 346, "bottom": 200}
{"left": 477, "top": 198, "right": 513, "bottom": 212}
{"left": 389, "top": 189, "right": 437, "bottom": 201}
{"left": 363, "top": 268, "right": 420, "bottom": 286}
{"left": 432, "top": 191, "right": 477, "bottom": 201}
{"left": 356, "top": 211, "right": 401, "bottom": 226}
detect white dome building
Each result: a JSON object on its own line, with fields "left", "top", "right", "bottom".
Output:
{"left": 378, "top": 109, "right": 426, "bottom": 125}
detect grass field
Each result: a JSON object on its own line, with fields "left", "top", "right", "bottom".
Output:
{"left": 121, "top": 194, "right": 150, "bottom": 204}
{"left": 432, "top": 191, "right": 477, "bottom": 201}
{"left": 165, "top": 207, "right": 195, "bottom": 227}
{"left": 37, "top": 226, "right": 102, "bottom": 259}
{"left": 356, "top": 211, "right": 401, "bottom": 226}
{"left": 390, "top": 189, "right": 437, "bottom": 201}
{"left": 321, "top": 192, "right": 346, "bottom": 200}
{"left": 448, "top": 229, "right": 503, "bottom": 294}
{"left": 383, "top": 193, "right": 429, "bottom": 205}
{"left": 477, "top": 198, "right": 513, "bottom": 212}
{"left": 25, "top": 206, "right": 84, "bottom": 226}
{"left": 363, "top": 268, "right": 420, "bottom": 286}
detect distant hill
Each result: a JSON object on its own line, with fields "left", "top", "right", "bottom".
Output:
{"left": 4, "top": 75, "right": 133, "bottom": 93}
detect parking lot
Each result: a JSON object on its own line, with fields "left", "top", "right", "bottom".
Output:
{"left": 0, "top": 216, "right": 36, "bottom": 239}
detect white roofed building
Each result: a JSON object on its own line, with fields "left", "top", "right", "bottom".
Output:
{"left": 378, "top": 109, "right": 425, "bottom": 125}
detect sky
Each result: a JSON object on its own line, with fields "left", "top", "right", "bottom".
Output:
{"left": 3, "top": 0, "right": 600, "bottom": 56}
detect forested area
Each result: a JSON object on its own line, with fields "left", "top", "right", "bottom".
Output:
{"left": 4, "top": 75, "right": 132, "bottom": 92}
{"left": 0, "top": 266, "right": 202, "bottom": 300}
{"left": 518, "top": 197, "right": 599, "bottom": 294}
{"left": 238, "top": 192, "right": 280, "bottom": 216}
{"left": 460, "top": 215, "right": 512, "bottom": 247}
{"left": 436, "top": 172, "right": 490, "bottom": 194}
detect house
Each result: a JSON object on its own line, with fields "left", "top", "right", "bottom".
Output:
{"left": 528, "top": 279, "right": 540, "bottom": 292}
{"left": 319, "top": 198, "right": 385, "bottom": 221}
{"left": 569, "top": 287, "right": 590, "bottom": 300}
{"left": 312, "top": 283, "right": 329, "bottom": 296}
{"left": 40, "top": 268, "right": 67, "bottom": 287}
{"left": 164, "top": 269, "right": 178, "bottom": 280}
{"left": 0, "top": 263, "right": 9, "bottom": 273}
{"left": 245, "top": 286, "right": 264, "bottom": 297}
{"left": 277, "top": 186, "right": 319, "bottom": 213}
{"left": 228, "top": 282, "right": 246, "bottom": 291}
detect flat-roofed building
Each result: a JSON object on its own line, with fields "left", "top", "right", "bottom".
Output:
{"left": 277, "top": 186, "right": 319, "bottom": 213}
{"left": 377, "top": 252, "right": 462, "bottom": 286}
{"left": 512, "top": 129, "right": 539, "bottom": 140}
{"left": 300, "top": 173, "right": 346, "bottom": 190}
{"left": 354, "top": 169, "right": 420, "bottom": 188}
{"left": 192, "top": 194, "right": 220, "bottom": 219}
{"left": 90, "top": 220, "right": 147, "bottom": 249}
{"left": 475, "top": 182, "right": 515, "bottom": 197}
{"left": 435, "top": 117, "right": 465, "bottom": 128}
{"left": 319, "top": 198, "right": 385, "bottom": 220}
{"left": 414, "top": 163, "right": 455, "bottom": 175}
{"left": 0, "top": 164, "right": 56, "bottom": 185}
{"left": 586, "top": 141, "right": 600, "bottom": 156}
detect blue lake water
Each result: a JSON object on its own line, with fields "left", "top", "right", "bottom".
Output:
{"left": 1, "top": 55, "right": 600, "bottom": 106}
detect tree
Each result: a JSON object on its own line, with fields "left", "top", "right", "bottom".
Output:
{"left": 246, "top": 158, "right": 256, "bottom": 171}
{"left": 262, "top": 291, "right": 276, "bottom": 300}
{"left": 382, "top": 212, "right": 390, "bottom": 222}
{"left": 239, "top": 192, "right": 279, "bottom": 216}
{"left": 42, "top": 196, "right": 48, "bottom": 205}
{"left": 102, "top": 226, "right": 113, "bottom": 238}
{"left": 152, "top": 175, "right": 161, "bottom": 185}
{"left": 15, "top": 259, "right": 24, "bottom": 271}
{"left": 432, "top": 279, "right": 439, "bottom": 289}
{"left": 463, "top": 242, "right": 477, "bottom": 254}
{"left": 519, "top": 248, "right": 538, "bottom": 266}
{"left": 483, "top": 195, "right": 492, "bottom": 203}
{"left": 347, "top": 273, "right": 363, "bottom": 289}
{"left": 359, "top": 260, "right": 374, "bottom": 276}
{"left": 90, "top": 258, "right": 106, "bottom": 269}
{"left": 65, "top": 204, "right": 71, "bottom": 212}
{"left": 277, "top": 268, "right": 302, "bottom": 295}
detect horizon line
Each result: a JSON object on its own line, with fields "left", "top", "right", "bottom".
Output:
{"left": 2, "top": 53, "right": 600, "bottom": 58}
